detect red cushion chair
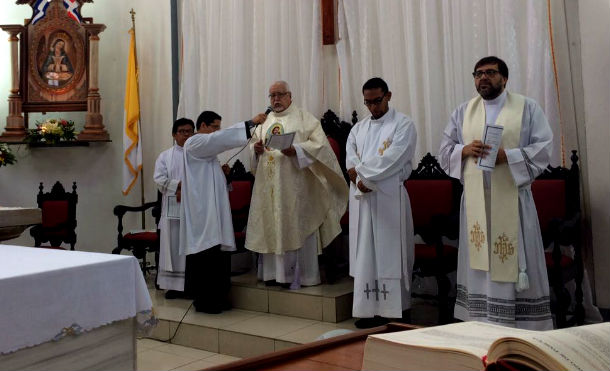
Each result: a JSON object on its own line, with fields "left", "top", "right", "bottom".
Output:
{"left": 327, "top": 135, "right": 349, "bottom": 234}
{"left": 229, "top": 180, "right": 253, "bottom": 251}
{"left": 531, "top": 179, "right": 566, "bottom": 237}
{"left": 112, "top": 192, "right": 161, "bottom": 276}
{"left": 30, "top": 181, "right": 78, "bottom": 250}
{"left": 327, "top": 136, "right": 341, "bottom": 160}
{"left": 406, "top": 153, "right": 461, "bottom": 324}
{"left": 531, "top": 151, "right": 583, "bottom": 328}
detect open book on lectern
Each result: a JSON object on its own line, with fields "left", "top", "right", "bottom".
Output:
{"left": 361, "top": 321, "right": 610, "bottom": 371}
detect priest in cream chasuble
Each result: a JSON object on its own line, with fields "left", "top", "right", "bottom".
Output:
{"left": 346, "top": 78, "right": 417, "bottom": 327}
{"left": 439, "top": 57, "right": 553, "bottom": 330}
{"left": 246, "top": 81, "right": 348, "bottom": 287}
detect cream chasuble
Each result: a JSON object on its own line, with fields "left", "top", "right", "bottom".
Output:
{"left": 246, "top": 104, "right": 348, "bottom": 255}
{"left": 463, "top": 92, "right": 524, "bottom": 282}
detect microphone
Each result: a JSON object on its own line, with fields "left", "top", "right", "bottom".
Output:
{"left": 246, "top": 107, "right": 272, "bottom": 130}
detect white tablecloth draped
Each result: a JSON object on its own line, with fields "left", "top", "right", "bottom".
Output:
{"left": 0, "top": 244, "right": 153, "bottom": 354}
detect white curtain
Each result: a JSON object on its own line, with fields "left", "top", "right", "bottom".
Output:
{"left": 337, "top": 0, "right": 562, "bottom": 165}
{"left": 177, "top": 0, "right": 324, "bottom": 167}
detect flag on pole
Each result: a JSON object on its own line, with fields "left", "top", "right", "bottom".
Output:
{"left": 32, "top": 0, "right": 50, "bottom": 25}
{"left": 63, "top": 0, "right": 82, "bottom": 23}
{"left": 122, "top": 28, "right": 142, "bottom": 195}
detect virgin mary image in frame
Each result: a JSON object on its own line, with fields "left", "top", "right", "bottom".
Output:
{"left": 40, "top": 37, "right": 74, "bottom": 87}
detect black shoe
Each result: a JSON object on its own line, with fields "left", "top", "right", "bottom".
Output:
{"left": 354, "top": 316, "right": 390, "bottom": 329}
{"left": 193, "top": 301, "right": 222, "bottom": 314}
{"left": 164, "top": 290, "right": 185, "bottom": 299}
{"left": 397, "top": 309, "right": 411, "bottom": 324}
{"left": 264, "top": 280, "right": 281, "bottom": 286}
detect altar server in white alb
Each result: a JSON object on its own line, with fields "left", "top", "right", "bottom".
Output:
{"left": 153, "top": 118, "right": 194, "bottom": 299}
{"left": 179, "top": 110, "right": 267, "bottom": 313}
{"left": 439, "top": 56, "right": 553, "bottom": 330}
{"left": 346, "top": 77, "right": 417, "bottom": 329}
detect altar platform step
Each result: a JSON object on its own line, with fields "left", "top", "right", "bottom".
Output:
{"left": 145, "top": 272, "right": 439, "bottom": 359}
{"left": 146, "top": 283, "right": 359, "bottom": 359}
{"left": 229, "top": 272, "right": 354, "bottom": 323}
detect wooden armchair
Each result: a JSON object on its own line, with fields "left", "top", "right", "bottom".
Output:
{"left": 228, "top": 160, "right": 254, "bottom": 252}
{"left": 405, "top": 153, "right": 461, "bottom": 324}
{"left": 321, "top": 109, "right": 355, "bottom": 184}
{"left": 320, "top": 110, "right": 354, "bottom": 283}
{"left": 531, "top": 150, "right": 583, "bottom": 328}
{"left": 30, "top": 181, "right": 78, "bottom": 250}
{"left": 112, "top": 192, "right": 161, "bottom": 275}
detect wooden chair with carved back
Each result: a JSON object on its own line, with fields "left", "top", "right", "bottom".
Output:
{"left": 405, "top": 153, "right": 462, "bottom": 324}
{"left": 112, "top": 192, "right": 161, "bottom": 276}
{"left": 531, "top": 150, "right": 584, "bottom": 328}
{"left": 228, "top": 160, "right": 255, "bottom": 252}
{"left": 320, "top": 109, "right": 355, "bottom": 283}
{"left": 30, "top": 181, "right": 78, "bottom": 250}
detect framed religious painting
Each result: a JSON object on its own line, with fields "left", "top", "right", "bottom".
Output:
{"left": 0, "top": 0, "right": 108, "bottom": 142}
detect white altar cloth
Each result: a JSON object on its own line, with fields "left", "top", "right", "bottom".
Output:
{"left": 0, "top": 244, "right": 153, "bottom": 354}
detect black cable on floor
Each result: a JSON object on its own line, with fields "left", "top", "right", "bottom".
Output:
{"left": 159, "top": 300, "right": 194, "bottom": 343}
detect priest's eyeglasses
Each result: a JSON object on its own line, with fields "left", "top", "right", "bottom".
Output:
{"left": 364, "top": 93, "right": 386, "bottom": 107}
{"left": 472, "top": 69, "right": 500, "bottom": 79}
{"left": 269, "top": 92, "right": 289, "bottom": 99}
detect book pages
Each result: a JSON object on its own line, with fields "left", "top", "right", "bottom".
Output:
{"left": 488, "top": 322, "right": 610, "bottom": 371}
{"left": 363, "top": 322, "right": 532, "bottom": 371}
{"left": 370, "top": 322, "right": 530, "bottom": 357}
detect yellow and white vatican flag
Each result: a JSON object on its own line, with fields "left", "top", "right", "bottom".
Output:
{"left": 122, "top": 27, "right": 142, "bottom": 195}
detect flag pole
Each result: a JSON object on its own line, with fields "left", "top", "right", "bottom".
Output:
{"left": 130, "top": 8, "right": 146, "bottom": 229}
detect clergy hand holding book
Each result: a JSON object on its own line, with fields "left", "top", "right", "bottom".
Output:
{"left": 463, "top": 136, "right": 507, "bottom": 169}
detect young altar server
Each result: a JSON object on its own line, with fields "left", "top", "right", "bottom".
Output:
{"left": 154, "top": 118, "right": 194, "bottom": 298}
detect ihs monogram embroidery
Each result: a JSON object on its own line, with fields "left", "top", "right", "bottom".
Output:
{"left": 378, "top": 139, "right": 392, "bottom": 155}
{"left": 470, "top": 221, "right": 485, "bottom": 251}
{"left": 493, "top": 233, "right": 515, "bottom": 263}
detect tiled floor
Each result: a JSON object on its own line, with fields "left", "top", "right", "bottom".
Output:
{"left": 139, "top": 269, "right": 441, "bottom": 369}
{"left": 137, "top": 338, "right": 240, "bottom": 371}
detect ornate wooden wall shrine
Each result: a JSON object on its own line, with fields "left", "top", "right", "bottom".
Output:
{"left": 0, "top": 0, "right": 108, "bottom": 142}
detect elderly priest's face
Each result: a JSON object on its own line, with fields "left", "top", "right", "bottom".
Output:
{"left": 268, "top": 82, "right": 292, "bottom": 113}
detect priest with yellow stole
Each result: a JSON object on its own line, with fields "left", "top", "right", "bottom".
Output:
{"left": 246, "top": 81, "right": 348, "bottom": 289}
{"left": 439, "top": 56, "right": 553, "bottom": 330}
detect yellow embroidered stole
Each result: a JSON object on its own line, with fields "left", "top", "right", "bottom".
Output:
{"left": 463, "top": 93, "right": 524, "bottom": 282}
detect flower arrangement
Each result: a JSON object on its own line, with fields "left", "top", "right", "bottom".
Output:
{"left": 26, "top": 118, "right": 76, "bottom": 144}
{"left": 0, "top": 143, "right": 17, "bottom": 167}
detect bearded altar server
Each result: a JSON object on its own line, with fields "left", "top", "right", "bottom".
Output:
{"left": 180, "top": 110, "right": 266, "bottom": 313}
{"left": 439, "top": 56, "right": 554, "bottom": 330}
{"left": 153, "top": 118, "right": 194, "bottom": 299}
{"left": 246, "top": 81, "right": 348, "bottom": 289}
{"left": 346, "top": 77, "right": 417, "bottom": 329}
